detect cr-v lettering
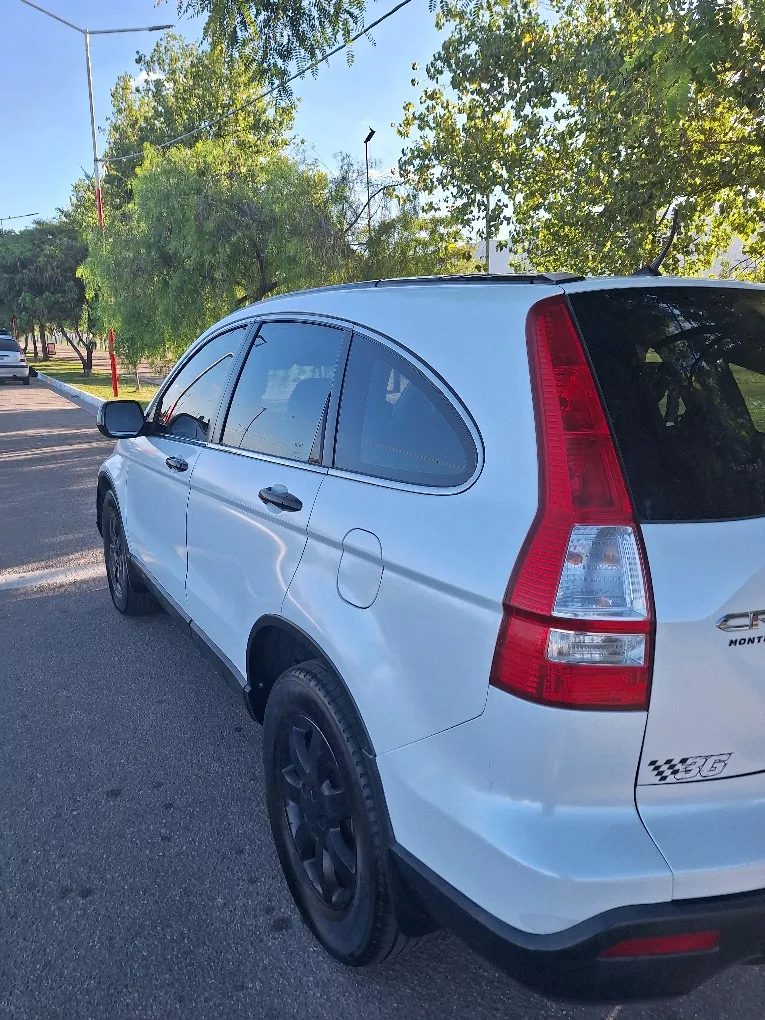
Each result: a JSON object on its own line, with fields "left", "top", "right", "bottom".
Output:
{"left": 717, "top": 611, "right": 765, "bottom": 632}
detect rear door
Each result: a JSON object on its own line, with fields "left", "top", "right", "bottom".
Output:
{"left": 569, "top": 284, "right": 765, "bottom": 892}
{"left": 282, "top": 327, "right": 500, "bottom": 753}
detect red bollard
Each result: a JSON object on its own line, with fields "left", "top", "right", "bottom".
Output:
{"left": 108, "top": 328, "right": 119, "bottom": 398}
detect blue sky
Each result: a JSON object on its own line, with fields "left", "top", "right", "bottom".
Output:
{"left": 1, "top": 0, "right": 442, "bottom": 225}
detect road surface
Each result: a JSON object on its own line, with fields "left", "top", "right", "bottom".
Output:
{"left": 1, "top": 379, "right": 764, "bottom": 1020}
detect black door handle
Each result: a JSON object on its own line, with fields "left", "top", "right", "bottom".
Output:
{"left": 258, "top": 486, "right": 303, "bottom": 512}
{"left": 166, "top": 456, "right": 189, "bottom": 472}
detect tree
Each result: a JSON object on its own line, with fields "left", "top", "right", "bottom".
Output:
{"left": 399, "top": 0, "right": 765, "bottom": 277}
{"left": 172, "top": 0, "right": 368, "bottom": 82}
{"left": 81, "top": 140, "right": 352, "bottom": 363}
{"left": 82, "top": 138, "right": 475, "bottom": 366}
{"left": 0, "top": 222, "right": 91, "bottom": 368}
{"left": 64, "top": 33, "right": 297, "bottom": 235}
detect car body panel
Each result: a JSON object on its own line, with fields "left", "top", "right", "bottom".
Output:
{"left": 282, "top": 289, "right": 543, "bottom": 752}
{"left": 638, "top": 518, "right": 765, "bottom": 787}
{"left": 378, "top": 687, "right": 671, "bottom": 934}
{"left": 638, "top": 773, "right": 765, "bottom": 899}
{"left": 186, "top": 446, "right": 327, "bottom": 679}
{"left": 121, "top": 434, "right": 205, "bottom": 607}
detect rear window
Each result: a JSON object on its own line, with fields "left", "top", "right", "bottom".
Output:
{"left": 0, "top": 338, "right": 20, "bottom": 352}
{"left": 569, "top": 286, "right": 765, "bottom": 522}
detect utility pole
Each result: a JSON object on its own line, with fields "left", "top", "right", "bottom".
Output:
{"left": 20, "top": 0, "right": 173, "bottom": 396}
{"left": 364, "top": 128, "right": 376, "bottom": 238}
{"left": 0, "top": 212, "right": 39, "bottom": 234}
{"left": 485, "top": 194, "right": 491, "bottom": 274}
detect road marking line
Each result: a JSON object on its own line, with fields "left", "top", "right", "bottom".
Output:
{"left": 0, "top": 562, "right": 105, "bottom": 591}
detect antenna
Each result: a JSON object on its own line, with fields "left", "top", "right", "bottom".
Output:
{"left": 632, "top": 207, "right": 681, "bottom": 276}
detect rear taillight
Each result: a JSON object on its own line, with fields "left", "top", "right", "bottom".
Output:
{"left": 490, "top": 297, "right": 653, "bottom": 710}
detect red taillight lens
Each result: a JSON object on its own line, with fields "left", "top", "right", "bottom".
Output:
{"left": 490, "top": 297, "right": 653, "bottom": 710}
{"left": 599, "top": 931, "right": 720, "bottom": 959}
{"left": 494, "top": 614, "right": 650, "bottom": 709}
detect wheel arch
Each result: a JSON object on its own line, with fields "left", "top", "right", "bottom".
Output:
{"left": 96, "top": 470, "right": 115, "bottom": 536}
{"left": 246, "top": 615, "right": 375, "bottom": 756}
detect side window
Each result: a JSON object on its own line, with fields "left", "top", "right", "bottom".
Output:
{"left": 221, "top": 321, "right": 346, "bottom": 463}
{"left": 335, "top": 335, "right": 478, "bottom": 487}
{"left": 155, "top": 327, "right": 247, "bottom": 441}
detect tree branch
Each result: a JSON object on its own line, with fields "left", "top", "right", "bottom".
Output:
{"left": 343, "top": 184, "right": 398, "bottom": 235}
{"left": 60, "top": 327, "right": 86, "bottom": 367}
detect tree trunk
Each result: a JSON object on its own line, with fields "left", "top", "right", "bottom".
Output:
{"left": 61, "top": 328, "right": 87, "bottom": 373}
{"left": 31, "top": 326, "right": 38, "bottom": 360}
{"left": 39, "top": 322, "right": 48, "bottom": 361}
{"left": 85, "top": 343, "right": 94, "bottom": 376}
{"left": 135, "top": 367, "right": 141, "bottom": 390}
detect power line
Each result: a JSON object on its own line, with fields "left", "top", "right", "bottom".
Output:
{"left": 104, "top": 0, "right": 414, "bottom": 166}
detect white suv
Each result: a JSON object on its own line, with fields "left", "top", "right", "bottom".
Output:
{"left": 96, "top": 275, "right": 765, "bottom": 1000}
{"left": 0, "top": 332, "right": 30, "bottom": 384}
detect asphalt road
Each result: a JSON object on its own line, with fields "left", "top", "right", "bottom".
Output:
{"left": 2, "top": 379, "right": 765, "bottom": 1020}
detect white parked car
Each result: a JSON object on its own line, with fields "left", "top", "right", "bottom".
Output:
{"left": 0, "top": 331, "right": 30, "bottom": 384}
{"left": 96, "top": 275, "right": 765, "bottom": 1000}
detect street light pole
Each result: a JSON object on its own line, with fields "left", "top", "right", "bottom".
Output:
{"left": 83, "top": 30, "right": 104, "bottom": 233}
{"left": 363, "top": 128, "right": 375, "bottom": 238}
{"left": 19, "top": 0, "right": 173, "bottom": 395}
{"left": 0, "top": 212, "right": 39, "bottom": 233}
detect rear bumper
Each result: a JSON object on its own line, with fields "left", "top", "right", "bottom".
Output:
{"left": 0, "top": 364, "right": 29, "bottom": 379}
{"left": 394, "top": 845, "right": 765, "bottom": 1001}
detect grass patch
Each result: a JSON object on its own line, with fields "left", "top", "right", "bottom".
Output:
{"left": 33, "top": 360, "right": 160, "bottom": 409}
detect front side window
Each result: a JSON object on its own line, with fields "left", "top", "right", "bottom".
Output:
{"left": 221, "top": 321, "right": 346, "bottom": 463}
{"left": 155, "top": 328, "right": 247, "bottom": 442}
{"left": 335, "top": 335, "right": 478, "bottom": 487}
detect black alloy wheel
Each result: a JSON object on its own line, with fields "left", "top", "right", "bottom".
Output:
{"left": 263, "top": 660, "right": 422, "bottom": 965}
{"left": 278, "top": 714, "right": 357, "bottom": 911}
{"left": 101, "top": 490, "right": 157, "bottom": 616}
{"left": 107, "top": 502, "right": 128, "bottom": 603}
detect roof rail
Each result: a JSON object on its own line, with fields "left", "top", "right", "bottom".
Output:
{"left": 256, "top": 272, "right": 585, "bottom": 305}
{"left": 373, "top": 272, "right": 585, "bottom": 287}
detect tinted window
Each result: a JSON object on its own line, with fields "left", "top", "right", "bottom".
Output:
{"left": 0, "top": 338, "right": 20, "bottom": 352}
{"left": 155, "top": 328, "right": 246, "bottom": 442}
{"left": 222, "top": 322, "right": 345, "bottom": 463}
{"left": 569, "top": 287, "right": 765, "bottom": 521}
{"left": 335, "top": 336, "right": 477, "bottom": 487}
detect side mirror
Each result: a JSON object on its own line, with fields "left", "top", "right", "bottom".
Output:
{"left": 97, "top": 400, "right": 146, "bottom": 439}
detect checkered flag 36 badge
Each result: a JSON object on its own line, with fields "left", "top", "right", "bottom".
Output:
{"left": 647, "top": 754, "right": 732, "bottom": 782}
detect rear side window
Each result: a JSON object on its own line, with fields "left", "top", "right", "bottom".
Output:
{"left": 569, "top": 287, "right": 765, "bottom": 521}
{"left": 0, "top": 338, "right": 20, "bottom": 352}
{"left": 221, "top": 321, "right": 346, "bottom": 463}
{"left": 335, "top": 335, "right": 477, "bottom": 487}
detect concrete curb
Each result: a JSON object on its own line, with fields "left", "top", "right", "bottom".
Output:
{"left": 37, "top": 372, "right": 106, "bottom": 411}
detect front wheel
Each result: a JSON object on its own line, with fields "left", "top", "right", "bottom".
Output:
{"left": 262, "top": 661, "right": 417, "bottom": 966}
{"left": 102, "top": 490, "right": 157, "bottom": 616}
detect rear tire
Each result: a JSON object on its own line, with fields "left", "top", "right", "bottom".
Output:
{"left": 102, "top": 490, "right": 157, "bottom": 616}
{"left": 263, "top": 661, "right": 417, "bottom": 966}
{"left": 22, "top": 376, "right": 30, "bottom": 385}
